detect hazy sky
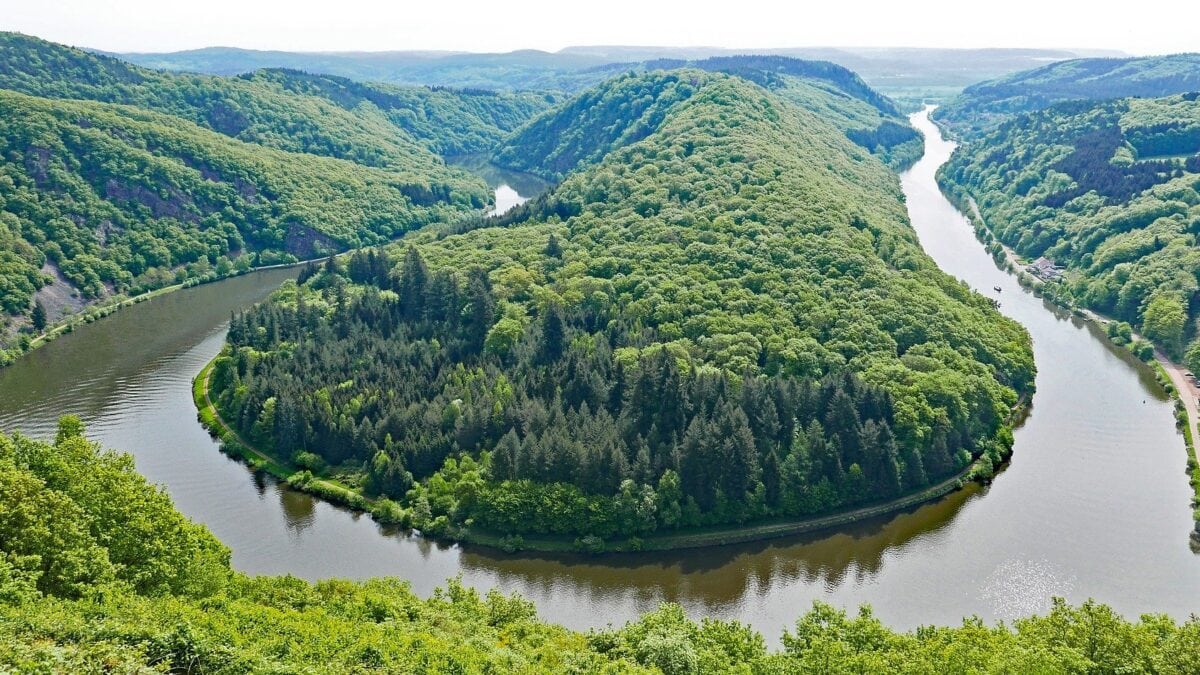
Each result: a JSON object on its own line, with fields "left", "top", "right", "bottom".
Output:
{"left": 2, "top": 0, "right": 1196, "bottom": 55}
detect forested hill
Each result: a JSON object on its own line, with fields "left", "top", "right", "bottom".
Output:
{"left": 494, "top": 60, "right": 922, "bottom": 179}
{"left": 0, "top": 32, "right": 553, "bottom": 161}
{"left": 6, "top": 424, "right": 1198, "bottom": 671}
{"left": 0, "top": 89, "right": 481, "bottom": 318}
{"left": 935, "top": 53, "right": 1200, "bottom": 135}
{"left": 939, "top": 94, "right": 1200, "bottom": 362}
{"left": 238, "top": 68, "right": 558, "bottom": 156}
{"left": 210, "top": 70, "right": 1033, "bottom": 546}
{"left": 0, "top": 32, "right": 563, "bottom": 352}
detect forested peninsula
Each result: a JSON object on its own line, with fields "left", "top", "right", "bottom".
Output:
{"left": 203, "top": 69, "right": 1033, "bottom": 552}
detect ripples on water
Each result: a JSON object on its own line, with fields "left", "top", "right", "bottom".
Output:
{"left": 0, "top": 114, "right": 1197, "bottom": 645}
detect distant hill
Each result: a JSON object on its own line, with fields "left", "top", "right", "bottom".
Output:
{"left": 112, "top": 43, "right": 1120, "bottom": 98}
{"left": 496, "top": 56, "right": 924, "bottom": 177}
{"left": 0, "top": 33, "right": 555, "bottom": 161}
{"left": 936, "top": 53, "right": 1200, "bottom": 134}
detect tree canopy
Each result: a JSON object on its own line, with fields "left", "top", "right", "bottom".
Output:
{"left": 210, "top": 70, "right": 1032, "bottom": 545}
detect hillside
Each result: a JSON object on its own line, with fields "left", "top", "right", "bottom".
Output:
{"left": 0, "top": 33, "right": 569, "bottom": 350}
{"left": 936, "top": 53, "right": 1200, "bottom": 135}
{"left": 114, "top": 43, "right": 1119, "bottom": 98}
{"left": 0, "top": 32, "right": 553, "bottom": 162}
{"left": 939, "top": 94, "right": 1200, "bottom": 361}
{"left": 5, "top": 423, "right": 1198, "bottom": 672}
{"left": 494, "top": 58, "right": 923, "bottom": 179}
{"left": 207, "top": 70, "right": 1033, "bottom": 548}
{"left": 0, "top": 88, "right": 483, "bottom": 330}
{"left": 239, "top": 68, "right": 558, "bottom": 156}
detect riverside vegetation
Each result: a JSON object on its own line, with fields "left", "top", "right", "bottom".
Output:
{"left": 3, "top": 421, "right": 1200, "bottom": 672}
{"left": 204, "top": 69, "right": 1033, "bottom": 552}
{"left": 0, "top": 32, "right": 556, "bottom": 358}
{"left": 937, "top": 92, "right": 1200, "bottom": 523}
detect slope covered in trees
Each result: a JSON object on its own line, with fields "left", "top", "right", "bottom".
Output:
{"left": 238, "top": 68, "right": 558, "bottom": 156}
{"left": 0, "top": 33, "right": 563, "bottom": 349}
{"left": 0, "top": 32, "right": 553, "bottom": 162}
{"left": 0, "top": 89, "right": 484, "bottom": 324}
{"left": 5, "top": 423, "right": 1200, "bottom": 672}
{"left": 939, "top": 94, "right": 1200, "bottom": 360}
{"left": 209, "top": 70, "right": 1032, "bottom": 547}
{"left": 936, "top": 53, "right": 1200, "bottom": 135}
{"left": 494, "top": 58, "right": 922, "bottom": 179}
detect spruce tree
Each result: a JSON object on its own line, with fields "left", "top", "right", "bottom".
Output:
{"left": 31, "top": 300, "right": 47, "bottom": 332}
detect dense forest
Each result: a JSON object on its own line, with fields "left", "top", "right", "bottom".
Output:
{"left": 4, "top": 422, "right": 1200, "bottom": 672}
{"left": 939, "top": 94, "right": 1200, "bottom": 362}
{"left": 0, "top": 32, "right": 555, "bottom": 163}
{"left": 0, "top": 32, "right": 563, "bottom": 351}
{"left": 209, "top": 70, "right": 1032, "bottom": 545}
{"left": 493, "top": 57, "right": 923, "bottom": 178}
{"left": 936, "top": 53, "right": 1200, "bottom": 134}
{"left": 0, "top": 90, "right": 483, "bottom": 319}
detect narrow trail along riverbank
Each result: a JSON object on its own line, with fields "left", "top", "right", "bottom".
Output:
{"left": 966, "top": 196, "right": 1200, "bottom": 534}
{"left": 1, "top": 108, "right": 1198, "bottom": 646}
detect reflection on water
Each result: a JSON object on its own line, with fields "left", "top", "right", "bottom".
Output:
{"left": 0, "top": 113, "right": 1197, "bottom": 646}
{"left": 448, "top": 153, "right": 551, "bottom": 215}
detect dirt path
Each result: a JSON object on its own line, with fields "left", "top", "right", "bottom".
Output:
{"left": 968, "top": 199, "right": 1200, "bottom": 530}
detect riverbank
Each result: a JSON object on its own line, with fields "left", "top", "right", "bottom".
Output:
{"left": 194, "top": 351, "right": 1022, "bottom": 554}
{"left": 2, "top": 258, "right": 315, "bottom": 369}
{"left": 944, "top": 188, "right": 1200, "bottom": 537}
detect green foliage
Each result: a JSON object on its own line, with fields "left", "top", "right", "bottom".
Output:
{"left": 937, "top": 53, "right": 1200, "bottom": 134}
{"left": 0, "top": 424, "right": 230, "bottom": 600}
{"left": 4, "top": 424, "right": 1200, "bottom": 672}
{"left": 213, "top": 70, "right": 1031, "bottom": 541}
{"left": 0, "top": 87, "right": 482, "bottom": 326}
{"left": 494, "top": 59, "right": 922, "bottom": 180}
{"left": 0, "top": 32, "right": 565, "bottom": 334}
{"left": 940, "top": 93, "right": 1200, "bottom": 358}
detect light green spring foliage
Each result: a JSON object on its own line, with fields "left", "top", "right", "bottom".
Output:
{"left": 936, "top": 53, "right": 1200, "bottom": 135}
{"left": 424, "top": 70, "right": 1032, "bottom": 455}
{"left": 940, "top": 94, "right": 1200, "bottom": 358}
{"left": 0, "top": 89, "right": 482, "bottom": 312}
{"left": 493, "top": 61, "right": 922, "bottom": 181}
{"left": 3, "top": 424, "right": 1200, "bottom": 673}
{"left": 0, "top": 32, "right": 551, "bottom": 166}
{"left": 0, "top": 32, "right": 556, "bottom": 326}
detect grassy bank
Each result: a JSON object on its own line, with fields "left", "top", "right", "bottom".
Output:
{"left": 194, "top": 354, "right": 1020, "bottom": 555}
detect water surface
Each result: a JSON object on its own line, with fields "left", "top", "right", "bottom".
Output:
{"left": 1, "top": 111, "right": 1196, "bottom": 643}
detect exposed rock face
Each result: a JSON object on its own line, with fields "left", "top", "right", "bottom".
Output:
{"left": 103, "top": 179, "right": 199, "bottom": 221}
{"left": 34, "top": 261, "right": 87, "bottom": 322}
{"left": 284, "top": 223, "right": 337, "bottom": 259}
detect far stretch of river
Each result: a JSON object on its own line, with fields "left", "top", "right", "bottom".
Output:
{"left": 0, "top": 111, "right": 1196, "bottom": 644}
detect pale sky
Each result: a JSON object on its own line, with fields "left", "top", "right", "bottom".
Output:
{"left": 1, "top": 0, "right": 1196, "bottom": 55}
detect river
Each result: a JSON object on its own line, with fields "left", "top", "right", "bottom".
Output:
{"left": 0, "top": 109, "right": 1196, "bottom": 643}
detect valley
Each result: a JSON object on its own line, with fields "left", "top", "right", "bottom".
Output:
{"left": 2, "top": 23, "right": 1200, "bottom": 672}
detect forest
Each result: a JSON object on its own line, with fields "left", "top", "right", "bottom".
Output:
{"left": 935, "top": 53, "right": 1200, "bottom": 135}
{"left": 0, "top": 32, "right": 559, "bottom": 349}
{"left": 208, "top": 70, "right": 1033, "bottom": 546}
{"left": 493, "top": 58, "right": 923, "bottom": 177}
{"left": 0, "top": 90, "right": 484, "bottom": 317}
{"left": 3, "top": 422, "right": 1199, "bottom": 673}
{"left": 939, "top": 94, "right": 1200, "bottom": 362}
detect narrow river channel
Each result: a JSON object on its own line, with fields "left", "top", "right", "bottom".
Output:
{"left": 0, "top": 111, "right": 1195, "bottom": 644}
